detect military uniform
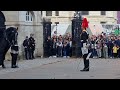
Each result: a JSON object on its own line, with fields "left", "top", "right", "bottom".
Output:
{"left": 23, "top": 37, "right": 30, "bottom": 60}
{"left": 29, "top": 37, "right": 35, "bottom": 59}
{"left": 10, "top": 45, "right": 19, "bottom": 68}
{"left": 80, "top": 30, "right": 91, "bottom": 71}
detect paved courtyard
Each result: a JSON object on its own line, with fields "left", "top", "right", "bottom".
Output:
{"left": 0, "top": 58, "right": 120, "bottom": 79}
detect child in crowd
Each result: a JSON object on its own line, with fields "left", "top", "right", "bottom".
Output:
{"left": 113, "top": 44, "right": 119, "bottom": 58}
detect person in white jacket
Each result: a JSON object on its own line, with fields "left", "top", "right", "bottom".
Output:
{"left": 57, "top": 39, "right": 63, "bottom": 57}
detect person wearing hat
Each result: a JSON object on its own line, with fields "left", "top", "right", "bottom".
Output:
{"left": 29, "top": 34, "right": 35, "bottom": 59}
{"left": 80, "top": 18, "right": 91, "bottom": 71}
{"left": 81, "top": 28, "right": 88, "bottom": 43}
{"left": 23, "top": 36, "right": 30, "bottom": 60}
{"left": 80, "top": 28, "right": 90, "bottom": 71}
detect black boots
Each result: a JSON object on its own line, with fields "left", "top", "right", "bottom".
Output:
{"left": 2, "top": 64, "right": 6, "bottom": 68}
{"left": 11, "top": 65, "right": 19, "bottom": 68}
{"left": 80, "top": 67, "right": 89, "bottom": 71}
{"left": 0, "top": 64, "right": 6, "bottom": 68}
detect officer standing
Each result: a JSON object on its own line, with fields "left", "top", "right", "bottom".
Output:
{"left": 10, "top": 44, "right": 19, "bottom": 68}
{"left": 80, "top": 28, "right": 91, "bottom": 71}
{"left": 29, "top": 34, "right": 35, "bottom": 59}
{"left": 46, "top": 36, "right": 52, "bottom": 57}
{"left": 23, "top": 36, "right": 30, "bottom": 60}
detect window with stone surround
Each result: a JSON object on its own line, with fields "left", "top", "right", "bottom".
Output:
{"left": 81, "top": 11, "right": 89, "bottom": 15}
{"left": 26, "top": 11, "right": 33, "bottom": 22}
{"left": 46, "top": 11, "right": 52, "bottom": 16}
{"left": 101, "top": 11, "right": 106, "bottom": 15}
{"left": 55, "top": 11, "right": 59, "bottom": 16}
{"left": 100, "top": 22, "right": 106, "bottom": 24}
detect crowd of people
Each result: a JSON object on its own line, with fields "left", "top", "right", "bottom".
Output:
{"left": 87, "top": 32, "right": 120, "bottom": 59}
{"left": 46, "top": 32, "right": 72, "bottom": 58}
{"left": 22, "top": 31, "right": 120, "bottom": 59}
{"left": 46, "top": 31, "right": 120, "bottom": 59}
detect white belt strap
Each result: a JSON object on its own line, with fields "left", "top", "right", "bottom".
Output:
{"left": 86, "top": 52, "right": 92, "bottom": 60}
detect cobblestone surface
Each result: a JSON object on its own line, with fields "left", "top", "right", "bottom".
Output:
{"left": 0, "top": 58, "right": 65, "bottom": 75}
{"left": 0, "top": 58, "right": 120, "bottom": 79}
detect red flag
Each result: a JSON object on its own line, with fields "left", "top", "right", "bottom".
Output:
{"left": 82, "top": 18, "right": 89, "bottom": 29}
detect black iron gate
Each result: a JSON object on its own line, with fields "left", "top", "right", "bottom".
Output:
{"left": 71, "top": 17, "right": 82, "bottom": 58}
{"left": 43, "top": 21, "right": 52, "bottom": 57}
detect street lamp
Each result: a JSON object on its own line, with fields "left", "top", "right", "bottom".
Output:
{"left": 55, "top": 22, "right": 59, "bottom": 36}
{"left": 94, "top": 24, "right": 97, "bottom": 36}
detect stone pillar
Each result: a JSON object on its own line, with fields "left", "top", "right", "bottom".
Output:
{"left": 34, "top": 24, "right": 43, "bottom": 57}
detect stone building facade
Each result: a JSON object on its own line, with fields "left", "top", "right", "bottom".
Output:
{"left": 117, "top": 11, "right": 120, "bottom": 24}
{"left": 1, "top": 11, "right": 118, "bottom": 60}
{"left": 42, "top": 11, "right": 117, "bottom": 24}
{"left": 1, "top": 11, "right": 43, "bottom": 60}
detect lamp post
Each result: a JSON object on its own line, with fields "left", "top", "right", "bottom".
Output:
{"left": 94, "top": 24, "right": 96, "bottom": 35}
{"left": 55, "top": 22, "right": 59, "bottom": 37}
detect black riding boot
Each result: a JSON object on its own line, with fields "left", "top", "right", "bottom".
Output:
{"left": 2, "top": 64, "right": 6, "bottom": 68}
{"left": 11, "top": 53, "right": 19, "bottom": 68}
{"left": 0, "top": 55, "right": 6, "bottom": 68}
{"left": 80, "top": 54, "right": 89, "bottom": 71}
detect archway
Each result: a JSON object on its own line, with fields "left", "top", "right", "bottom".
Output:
{"left": 24, "top": 11, "right": 35, "bottom": 36}
{"left": 25, "top": 11, "right": 35, "bottom": 23}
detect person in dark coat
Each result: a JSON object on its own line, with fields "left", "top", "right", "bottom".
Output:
{"left": 107, "top": 39, "right": 114, "bottom": 58}
{"left": 52, "top": 38, "right": 57, "bottom": 57}
{"left": 29, "top": 34, "right": 35, "bottom": 59}
{"left": 80, "top": 28, "right": 91, "bottom": 71}
{"left": 117, "top": 36, "right": 120, "bottom": 58}
{"left": 80, "top": 29, "right": 89, "bottom": 44}
{"left": 47, "top": 36, "right": 52, "bottom": 57}
{"left": 23, "top": 36, "right": 30, "bottom": 60}
{"left": 66, "top": 40, "right": 70, "bottom": 57}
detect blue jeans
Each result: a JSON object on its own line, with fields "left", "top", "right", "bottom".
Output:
{"left": 118, "top": 49, "right": 120, "bottom": 58}
{"left": 58, "top": 46, "right": 62, "bottom": 57}
{"left": 63, "top": 50, "right": 66, "bottom": 56}
{"left": 90, "top": 49, "right": 93, "bottom": 58}
{"left": 108, "top": 49, "right": 113, "bottom": 57}
{"left": 92, "top": 48, "right": 96, "bottom": 57}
